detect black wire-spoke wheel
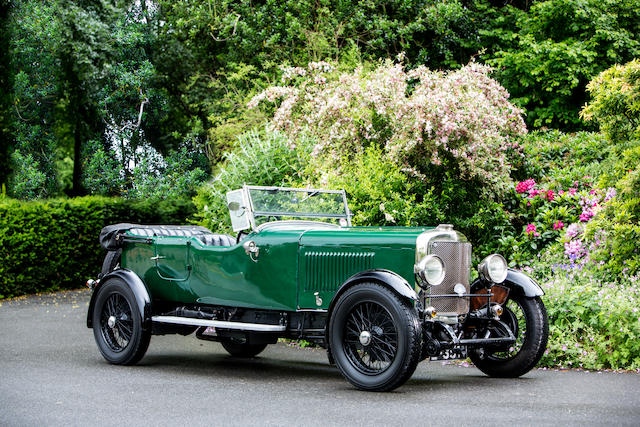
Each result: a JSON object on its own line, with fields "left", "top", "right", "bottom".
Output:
{"left": 343, "top": 302, "right": 398, "bottom": 375}
{"left": 100, "top": 293, "right": 134, "bottom": 352}
{"left": 329, "top": 282, "right": 422, "bottom": 392}
{"left": 92, "top": 278, "right": 150, "bottom": 365}
{"left": 470, "top": 295, "right": 549, "bottom": 378}
{"left": 488, "top": 299, "right": 526, "bottom": 361}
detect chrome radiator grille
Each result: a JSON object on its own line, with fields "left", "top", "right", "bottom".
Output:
{"left": 428, "top": 241, "right": 472, "bottom": 315}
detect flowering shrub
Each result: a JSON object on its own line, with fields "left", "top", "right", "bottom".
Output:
{"left": 504, "top": 173, "right": 617, "bottom": 265}
{"left": 249, "top": 60, "right": 527, "bottom": 197}
{"left": 538, "top": 272, "right": 640, "bottom": 370}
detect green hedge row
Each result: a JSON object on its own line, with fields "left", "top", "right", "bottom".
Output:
{"left": 0, "top": 196, "right": 196, "bottom": 299}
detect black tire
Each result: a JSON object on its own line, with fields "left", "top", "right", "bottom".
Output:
{"left": 469, "top": 295, "right": 548, "bottom": 378}
{"left": 101, "top": 249, "right": 122, "bottom": 277}
{"left": 328, "top": 282, "right": 422, "bottom": 392}
{"left": 221, "top": 340, "right": 268, "bottom": 358}
{"left": 92, "top": 278, "right": 151, "bottom": 365}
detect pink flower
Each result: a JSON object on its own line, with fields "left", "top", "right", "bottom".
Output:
{"left": 529, "top": 188, "right": 541, "bottom": 198}
{"left": 579, "top": 210, "right": 594, "bottom": 222}
{"left": 545, "top": 190, "right": 555, "bottom": 202}
{"left": 553, "top": 220, "right": 564, "bottom": 230}
{"left": 604, "top": 187, "right": 616, "bottom": 202}
{"left": 525, "top": 224, "right": 540, "bottom": 237}
{"left": 516, "top": 179, "right": 536, "bottom": 193}
{"left": 565, "top": 223, "right": 583, "bottom": 239}
{"left": 559, "top": 190, "right": 565, "bottom": 196}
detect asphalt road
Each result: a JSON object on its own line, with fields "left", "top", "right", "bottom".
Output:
{"left": 1, "top": 290, "right": 639, "bottom": 427}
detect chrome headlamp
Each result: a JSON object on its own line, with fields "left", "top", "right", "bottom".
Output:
{"left": 478, "top": 254, "right": 508, "bottom": 284}
{"left": 414, "top": 254, "right": 445, "bottom": 289}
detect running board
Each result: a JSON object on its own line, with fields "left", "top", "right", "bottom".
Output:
{"left": 151, "top": 316, "right": 286, "bottom": 332}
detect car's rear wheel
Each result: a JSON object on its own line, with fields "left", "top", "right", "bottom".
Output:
{"left": 92, "top": 278, "right": 150, "bottom": 365}
{"left": 329, "top": 282, "right": 422, "bottom": 392}
{"left": 221, "top": 340, "right": 268, "bottom": 358}
{"left": 469, "top": 294, "right": 548, "bottom": 377}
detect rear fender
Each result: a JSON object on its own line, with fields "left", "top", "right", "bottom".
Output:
{"left": 87, "top": 269, "right": 152, "bottom": 329}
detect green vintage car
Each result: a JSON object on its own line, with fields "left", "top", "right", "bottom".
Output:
{"left": 87, "top": 186, "right": 549, "bottom": 391}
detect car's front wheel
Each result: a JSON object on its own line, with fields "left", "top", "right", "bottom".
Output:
{"left": 329, "top": 282, "right": 422, "bottom": 392}
{"left": 469, "top": 294, "right": 548, "bottom": 377}
{"left": 92, "top": 278, "right": 150, "bottom": 365}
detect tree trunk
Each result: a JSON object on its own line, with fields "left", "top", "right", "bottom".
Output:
{"left": 71, "top": 125, "right": 84, "bottom": 196}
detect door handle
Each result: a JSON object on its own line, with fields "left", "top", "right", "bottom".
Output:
{"left": 150, "top": 255, "right": 166, "bottom": 261}
{"left": 243, "top": 240, "right": 259, "bottom": 262}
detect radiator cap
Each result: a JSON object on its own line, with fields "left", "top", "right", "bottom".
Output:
{"left": 436, "top": 224, "right": 453, "bottom": 231}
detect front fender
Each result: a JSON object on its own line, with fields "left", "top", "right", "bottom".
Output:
{"left": 330, "top": 269, "right": 418, "bottom": 311}
{"left": 471, "top": 268, "right": 544, "bottom": 297}
{"left": 86, "top": 269, "right": 152, "bottom": 329}
{"left": 324, "top": 269, "right": 418, "bottom": 362}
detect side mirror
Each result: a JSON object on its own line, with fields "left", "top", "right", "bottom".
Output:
{"left": 228, "top": 201, "right": 242, "bottom": 212}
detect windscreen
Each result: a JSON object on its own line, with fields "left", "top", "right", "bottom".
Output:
{"left": 247, "top": 187, "right": 350, "bottom": 226}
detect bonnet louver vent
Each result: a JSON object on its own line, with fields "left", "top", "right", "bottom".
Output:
{"left": 304, "top": 251, "right": 375, "bottom": 292}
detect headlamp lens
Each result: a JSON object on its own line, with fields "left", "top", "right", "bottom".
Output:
{"left": 415, "top": 255, "right": 445, "bottom": 287}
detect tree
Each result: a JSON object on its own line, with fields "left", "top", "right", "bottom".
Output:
{"left": 55, "top": 0, "right": 118, "bottom": 196}
{"left": 7, "top": 0, "right": 62, "bottom": 197}
{"left": 0, "top": 0, "right": 12, "bottom": 192}
{"left": 487, "top": 0, "right": 640, "bottom": 129}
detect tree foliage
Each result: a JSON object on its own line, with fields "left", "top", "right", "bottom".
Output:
{"left": 5, "top": 0, "right": 640, "bottom": 200}
{"left": 581, "top": 59, "right": 640, "bottom": 145}
{"left": 0, "top": 0, "right": 12, "bottom": 190}
{"left": 487, "top": 0, "right": 640, "bottom": 129}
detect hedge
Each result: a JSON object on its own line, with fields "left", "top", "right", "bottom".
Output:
{"left": 0, "top": 196, "right": 196, "bottom": 299}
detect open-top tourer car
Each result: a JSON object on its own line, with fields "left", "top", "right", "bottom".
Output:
{"left": 87, "top": 185, "right": 549, "bottom": 391}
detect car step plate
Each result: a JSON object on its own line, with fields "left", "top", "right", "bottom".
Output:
{"left": 152, "top": 316, "right": 286, "bottom": 332}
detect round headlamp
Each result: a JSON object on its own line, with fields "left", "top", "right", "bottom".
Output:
{"left": 478, "top": 254, "right": 508, "bottom": 284}
{"left": 414, "top": 255, "right": 445, "bottom": 288}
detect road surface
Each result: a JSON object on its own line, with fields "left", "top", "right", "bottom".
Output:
{"left": 1, "top": 290, "right": 639, "bottom": 426}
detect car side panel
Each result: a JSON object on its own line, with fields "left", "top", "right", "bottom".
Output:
{"left": 125, "top": 230, "right": 302, "bottom": 311}
{"left": 189, "top": 232, "right": 300, "bottom": 310}
{"left": 297, "top": 229, "right": 421, "bottom": 309}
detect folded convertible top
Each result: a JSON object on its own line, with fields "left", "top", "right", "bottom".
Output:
{"left": 99, "top": 223, "right": 213, "bottom": 250}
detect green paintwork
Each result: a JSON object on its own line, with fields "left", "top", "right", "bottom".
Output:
{"left": 122, "top": 223, "right": 431, "bottom": 312}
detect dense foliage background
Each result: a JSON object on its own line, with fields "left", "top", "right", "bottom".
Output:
{"left": 1, "top": 0, "right": 639, "bottom": 369}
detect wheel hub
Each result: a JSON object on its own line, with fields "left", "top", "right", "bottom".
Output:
{"left": 107, "top": 315, "right": 117, "bottom": 329}
{"left": 359, "top": 330, "right": 372, "bottom": 346}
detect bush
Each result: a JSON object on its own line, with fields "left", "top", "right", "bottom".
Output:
{"left": 511, "top": 130, "right": 610, "bottom": 185}
{"left": 534, "top": 269, "right": 640, "bottom": 370}
{"left": 0, "top": 196, "right": 196, "bottom": 299}
{"left": 193, "top": 128, "right": 311, "bottom": 232}
{"left": 497, "top": 131, "right": 617, "bottom": 266}
{"left": 581, "top": 59, "right": 640, "bottom": 145}
{"left": 322, "top": 144, "right": 515, "bottom": 261}
{"left": 9, "top": 150, "right": 48, "bottom": 200}
{"left": 322, "top": 145, "right": 432, "bottom": 227}
{"left": 249, "top": 60, "right": 526, "bottom": 199}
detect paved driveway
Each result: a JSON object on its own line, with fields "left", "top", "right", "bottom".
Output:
{"left": 1, "top": 290, "right": 639, "bottom": 426}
